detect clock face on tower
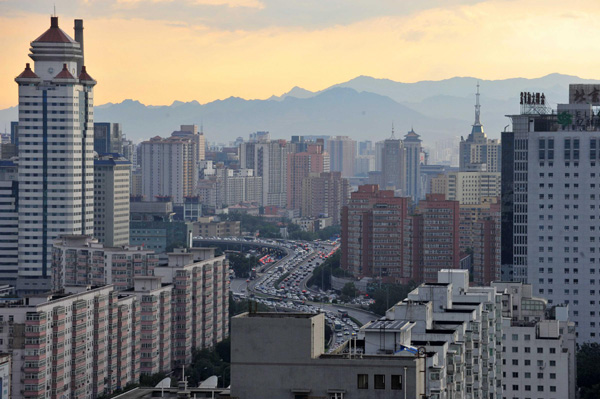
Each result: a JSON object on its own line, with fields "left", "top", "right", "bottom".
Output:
{"left": 47, "top": 67, "right": 54, "bottom": 75}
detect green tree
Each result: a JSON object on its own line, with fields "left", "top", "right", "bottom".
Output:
{"left": 341, "top": 282, "right": 357, "bottom": 298}
{"left": 578, "top": 343, "right": 600, "bottom": 399}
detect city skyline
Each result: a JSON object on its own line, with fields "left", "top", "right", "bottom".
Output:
{"left": 1, "top": 0, "right": 600, "bottom": 109}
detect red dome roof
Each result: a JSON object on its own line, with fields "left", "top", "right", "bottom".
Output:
{"left": 16, "top": 63, "right": 39, "bottom": 79}
{"left": 33, "top": 17, "right": 76, "bottom": 44}
{"left": 54, "top": 64, "right": 75, "bottom": 79}
{"left": 78, "top": 65, "right": 95, "bottom": 82}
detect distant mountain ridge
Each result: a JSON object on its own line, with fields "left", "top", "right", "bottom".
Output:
{"left": 1, "top": 73, "right": 599, "bottom": 145}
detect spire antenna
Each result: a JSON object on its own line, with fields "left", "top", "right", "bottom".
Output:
{"left": 53, "top": 4, "right": 56, "bottom": 17}
{"left": 391, "top": 122, "right": 395, "bottom": 139}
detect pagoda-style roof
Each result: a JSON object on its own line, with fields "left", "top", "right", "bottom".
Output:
{"left": 33, "top": 16, "right": 77, "bottom": 44}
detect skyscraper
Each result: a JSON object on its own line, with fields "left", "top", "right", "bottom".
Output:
{"left": 459, "top": 84, "right": 501, "bottom": 172}
{"left": 403, "top": 128, "right": 422, "bottom": 201}
{"left": 239, "top": 139, "right": 288, "bottom": 207}
{"left": 14, "top": 16, "right": 95, "bottom": 291}
{"left": 381, "top": 129, "right": 404, "bottom": 191}
{"left": 94, "top": 154, "right": 131, "bottom": 247}
{"left": 287, "top": 143, "right": 329, "bottom": 211}
{"left": 327, "top": 135, "right": 356, "bottom": 177}
{"left": 140, "top": 135, "right": 197, "bottom": 204}
{"left": 94, "top": 122, "right": 123, "bottom": 155}
{"left": 301, "top": 171, "right": 349, "bottom": 224}
{"left": 505, "top": 84, "right": 600, "bottom": 343}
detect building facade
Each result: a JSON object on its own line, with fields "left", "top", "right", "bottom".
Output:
{"left": 431, "top": 171, "right": 501, "bottom": 205}
{"left": 94, "top": 154, "right": 131, "bottom": 247}
{"left": 506, "top": 85, "right": 600, "bottom": 343}
{"left": 140, "top": 135, "right": 197, "bottom": 204}
{"left": 327, "top": 135, "right": 356, "bottom": 177}
{"left": 94, "top": 122, "right": 123, "bottom": 155}
{"left": 404, "top": 129, "right": 422, "bottom": 201}
{"left": 301, "top": 171, "right": 349, "bottom": 224}
{"left": 341, "top": 185, "right": 410, "bottom": 281}
{"left": 0, "top": 161, "right": 19, "bottom": 286}
{"left": 286, "top": 143, "right": 329, "bottom": 211}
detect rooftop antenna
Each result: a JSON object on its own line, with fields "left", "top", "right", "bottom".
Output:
{"left": 390, "top": 122, "right": 396, "bottom": 139}
{"left": 53, "top": 4, "right": 56, "bottom": 17}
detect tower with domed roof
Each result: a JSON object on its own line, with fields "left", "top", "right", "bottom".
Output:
{"left": 13, "top": 16, "right": 95, "bottom": 292}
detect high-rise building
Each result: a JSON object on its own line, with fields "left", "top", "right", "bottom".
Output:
{"left": 493, "top": 282, "right": 577, "bottom": 399}
{"left": 341, "top": 185, "right": 410, "bottom": 281}
{"left": 459, "top": 84, "right": 501, "bottom": 172}
{"left": 301, "top": 171, "right": 349, "bottom": 224}
{"left": 172, "top": 124, "right": 206, "bottom": 161}
{"left": 381, "top": 131, "right": 405, "bottom": 191}
{"left": 505, "top": 84, "right": 600, "bottom": 343}
{"left": 403, "top": 128, "right": 422, "bottom": 201}
{"left": 431, "top": 171, "right": 501, "bottom": 205}
{"left": 409, "top": 194, "right": 460, "bottom": 282}
{"left": 0, "top": 160, "right": 18, "bottom": 286}
{"left": 287, "top": 143, "right": 329, "bottom": 211}
{"left": 239, "top": 140, "right": 288, "bottom": 207}
{"left": 327, "top": 136, "right": 356, "bottom": 177}
{"left": 140, "top": 135, "right": 197, "bottom": 204}
{"left": 14, "top": 17, "right": 95, "bottom": 292}
{"left": 460, "top": 198, "right": 501, "bottom": 285}
{"left": 94, "top": 122, "right": 123, "bottom": 155}
{"left": 94, "top": 154, "right": 131, "bottom": 247}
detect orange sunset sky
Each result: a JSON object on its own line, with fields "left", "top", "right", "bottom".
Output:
{"left": 1, "top": 0, "right": 600, "bottom": 109}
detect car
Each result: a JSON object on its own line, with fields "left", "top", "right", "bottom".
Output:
{"left": 336, "top": 333, "right": 343, "bottom": 337}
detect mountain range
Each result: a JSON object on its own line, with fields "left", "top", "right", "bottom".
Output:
{"left": 1, "top": 73, "right": 599, "bottom": 146}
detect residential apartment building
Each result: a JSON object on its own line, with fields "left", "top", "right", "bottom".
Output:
{"left": 94, "top": 153, "right": 131, "bottom": 247}
{"left": 287, "top": 143, "right": 329, "bottom": 211}
{"left": 239, "top": 139, "right": 288, "bottom": 207}
{"left": 52, "top": 235, "right": 158, "bottom": 291}
{"left": 492, "top": 282, "right": 577, "bottom": 399}
{"left": 172, "top": 124, "right": 206, "bottom": 162}
{"left": 431, "top": 171, "right": 501, "bottom": 205}
{"left": 459, "top": 85, "right": 501, "bottom": 172}
{"left": 153, "top": 248, "right": 229, "bottom": 367}
{"left": 341, "top": 185, "right": 410, "bottom": 282}
{"left": 460, "top": 199, "right": 501, "bottom": 286}
{"left": 140, "top": 135, "right": 197, "bottom": 204}
{"left": 128, "top": 276, "right": 173, "bottom": 376}
{"left": 410, "top": 194, "right": 461, "bottom": 283}
{"left": 14, "top": 17, "right": 95, "bottom": 292}
{"left": 0, "top": 286, "right": 138, "bottom": 398}
{"left": 504, "top": 84, "right": 600, "bottom": 343}
{"left": 0, "top": 354, "right": 10, "bottom": 399}
{"left": 327, "top": 135, "right": 356, "bottom": 177}
{"left": 301, "top": 171, "right": 349, "bottom": 224}
{"left": 0, "top": 247, "right": 230, "bottom": 399}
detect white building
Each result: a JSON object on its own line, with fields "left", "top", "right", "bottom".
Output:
{"left": 508, "top": 84, "right": 600, "bottom": 343}
{"left": 14, "top": 16, "right": 95, "bottom": 292}
{"left": 94, "top": 154, "right": 131, "bottom": 247}
{"left": 140, "top": 135, "right": 197, "bottom": 204}
{"left": 239, "top": 140, "right": 287, "bottom": 207}
{"left": 432, "top": 171, "right": 501, "bottom": 205}
{"left": 493, "top": 282, "right": 576, "bottom": 399}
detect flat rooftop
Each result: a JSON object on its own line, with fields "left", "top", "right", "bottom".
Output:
{"left": 235, "top": 312, "right": 316, "bottom": 319}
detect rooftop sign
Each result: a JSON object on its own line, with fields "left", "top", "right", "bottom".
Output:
{"left": 569, "top": 84, "right": 600, "bottom": 105}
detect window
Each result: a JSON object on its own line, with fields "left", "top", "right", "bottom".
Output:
{"left": 537, "top": 348, "right": 543, "bottom": 354}
{"left": 512, "top": 359, "right": 519, "bottom": 365}
{"left": 357, "top": 374, "right": 368, "bottom": 389}
{"left": 550, "top": 386, "right": 557, "bottom": 392}
{"left": 374, "top": 374, "right": 385, "bottom": 389}
{"left": 391, "top": 375, "right": 402, "bottom": 390}
{"left": 525, "top": 372, "right": 531, "bottom": 378}
{"left": 538, "top": 385, "right": 544, "bottom": 392}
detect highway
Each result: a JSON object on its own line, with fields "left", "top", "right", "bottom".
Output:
{"left": 213, "top": 236, "right": 380, "bottom": 349}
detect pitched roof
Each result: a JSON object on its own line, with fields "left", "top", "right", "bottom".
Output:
{"left": 16, "top": 63, "right": 39, "bottom": 79}
{"left": 33, "top": 16, "right": 76, "bottom": 44}
{"left": 54, "top": 64, "right": 75, "bottom": 79}
{"left": 78, "top": 65, "right": 95, "bottom": 82}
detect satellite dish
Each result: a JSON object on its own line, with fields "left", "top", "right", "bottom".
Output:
{"left": 155, "top": 377, "right": 171, "bottom": 388}
{"left": 199, "top": 375, "right": 218, "bottom": 389}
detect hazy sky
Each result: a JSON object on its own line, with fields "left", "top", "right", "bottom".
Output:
{"left": 1, "top": 0, "right": 599, "bottom": 108}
